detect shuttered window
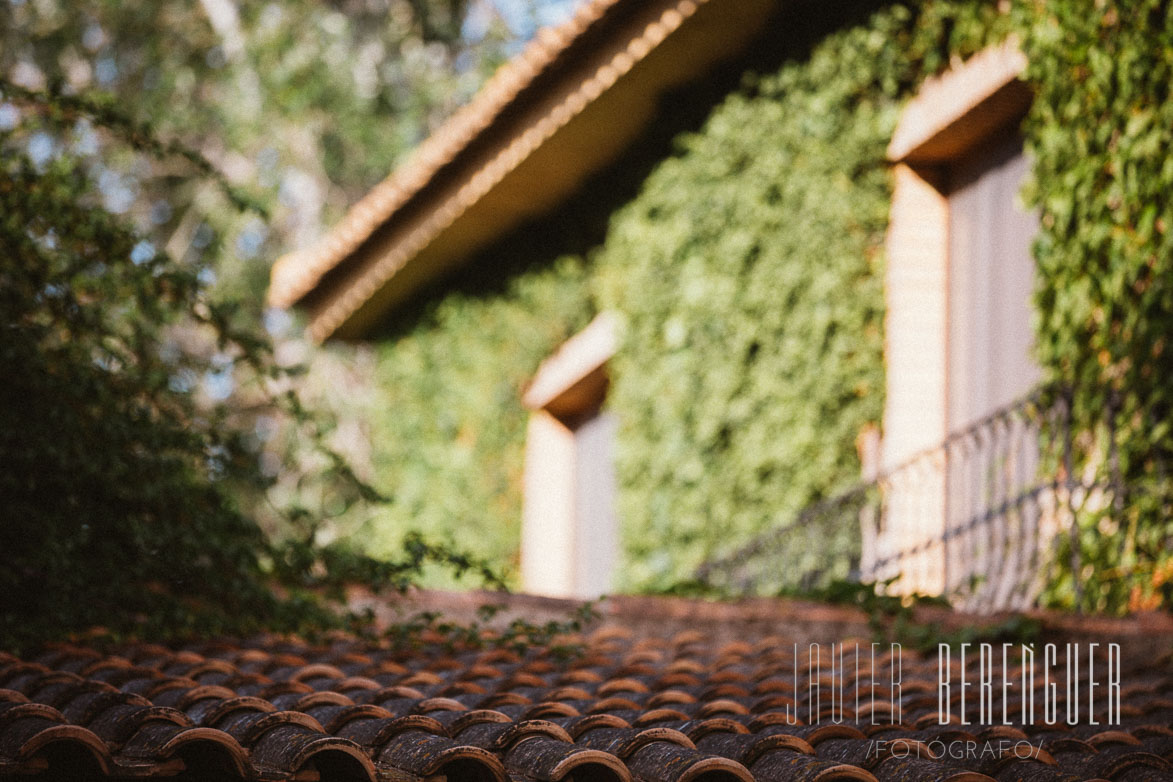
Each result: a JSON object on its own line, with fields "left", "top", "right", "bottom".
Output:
{"left": 946, "top": 132, "right": 1040, "bottom": 433}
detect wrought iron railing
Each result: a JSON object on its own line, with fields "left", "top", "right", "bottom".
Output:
{"left": 693, "top": 385, "right": 1155, "bottom": 612}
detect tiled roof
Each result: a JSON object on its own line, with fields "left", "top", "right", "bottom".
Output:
{"left": 2, "top": 627, "right": 1171, "bottom": 781}
{"left": 268, "top": 0, "right": 776, "bottom": 341}
{"left": 266, "top": 0, "right": 627, "bottom": 313}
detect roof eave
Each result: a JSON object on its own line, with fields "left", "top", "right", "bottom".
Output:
{"left": 270, "top": 0, "right": 777, "bottom": 342}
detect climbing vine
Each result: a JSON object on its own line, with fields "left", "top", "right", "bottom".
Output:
{"left": 1018, "top": 0, "right": 1173, "bottom": 611}
{"left": 0, "top": 84, "right": 513, "bottom": 652}
{"left": 594, "top": 1, "right": 1009, "bottom": 589}
{"left": 304, "top": 0, "right": 1172, "bottom": 611}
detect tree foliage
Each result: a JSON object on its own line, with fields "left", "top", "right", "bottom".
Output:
{"left": 0, "top": 0, "right": 516, "bottom": 306}
{"left": 0, "top": 0, "right": 548, "bottom": 646}
{"left": 0, "top": 83, "right": 515, "bottom": 652}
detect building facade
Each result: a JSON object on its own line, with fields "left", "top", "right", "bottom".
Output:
{"left": 270, "top": 0, "right": 1161, "bottom": 606}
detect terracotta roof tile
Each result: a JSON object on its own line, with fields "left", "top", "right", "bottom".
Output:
{"left": 0, "top": 630, "right": 1171, "bottom": 781}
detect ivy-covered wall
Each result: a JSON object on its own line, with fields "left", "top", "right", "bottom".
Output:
{"left": 355, "top": 39, "right": 749, "bottom": 581}
{"left": 363, "top": 251, "right": 595, "bottom": 577}
{"left": 1020, "top": 0, "right": 1173, "bottom": 611}
{"left": 359, "top": 0, "right": 1007, "bottom": 587}
{"left": 357, "top": 0, "right": 1171, "bottom": 605}
{"left": 594, "top": 1, "right": 1008, "bottom": 589}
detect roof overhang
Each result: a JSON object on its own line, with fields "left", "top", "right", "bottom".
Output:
{"left": 268, "top": 0, "right": 777, "bottom": 341}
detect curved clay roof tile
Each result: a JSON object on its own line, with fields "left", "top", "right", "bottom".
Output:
{"left": 377, "top": 731, "right": 508, "bottom": 782}
{"left": 750, "top": 749, "right": 878, "bottom": 782}
{"left": 630, "top": 743, "right": 756, "bottom": 782}
{"left": 319, "top": 703, "right": 395, "bottom": 735}
{"left": 335, "top": 713, "right": 447, "bottom": 749}
{"left": 508, "top": 739, "right": 635, "bottom": 782}
{"left": 141, "top": 725, "right": 251, "bottom": 778}
{"left": 523, "top": 701, "right": 583, "bottom": 721}
{"left": 632, "top": 707, "right": 692, "bottom": 726}
{"left": 84, "top": 703, "right": 190, "bottom": 749}
{"left": 12, "top": 722, "right": 115, "bottom": 777}
{"left": 0, "top": 691, "right": 28, "bottom": 707}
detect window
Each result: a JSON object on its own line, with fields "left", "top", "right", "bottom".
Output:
{"left": 873, "top": 41, "right": 1036, "bottom": 596}
{"left": 946, "top": 131, "right": 1040, "bottom": 431}
{"left": 519, "top": 313, "right": 619, "bottom": 597}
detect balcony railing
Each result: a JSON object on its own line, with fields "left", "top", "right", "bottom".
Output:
{"left": 693, "top": 385, "right": 1160, "bottom": 612}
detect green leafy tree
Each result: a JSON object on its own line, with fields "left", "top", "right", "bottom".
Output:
{"left": 1, "top": 0, "right": 517, "bottom": 304}
{"left": 0, "top": 1, "right": 535, "bottom": 650}
{"left": 0, "top": 0, "right": 547, "bottom": 599}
